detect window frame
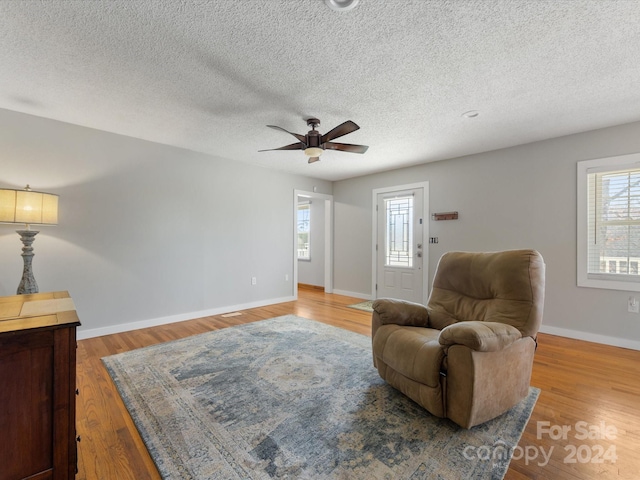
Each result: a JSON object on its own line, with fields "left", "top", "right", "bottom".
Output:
{"left": 577, "top": 153, "right": 640, "bottom": 291}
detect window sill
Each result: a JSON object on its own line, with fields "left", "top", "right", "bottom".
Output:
{"left": 578, "top": 277, "right": 640, "bottom": 292}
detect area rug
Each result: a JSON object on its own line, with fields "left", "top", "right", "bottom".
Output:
{"left": 347, "top": 300, "right": 374, "bottom": 312}
{"left": 102, "top": 315, "right": 539, "bottom": 479}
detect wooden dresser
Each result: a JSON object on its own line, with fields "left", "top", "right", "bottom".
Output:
{"left": 0, "top": 291, "right": 81, "bottom": 480}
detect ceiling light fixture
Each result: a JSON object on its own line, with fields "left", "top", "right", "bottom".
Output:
{"left": 304, "top": 147, "right": 324, "bottom": 158}
{"left": 324, "top": 0, "right": 359, "bottom": 12}
{"left": 259, "top": 117, "right": 368, "bottom": 164}
{"left": 462, "top": 110, "right": 480, "bottom": 118}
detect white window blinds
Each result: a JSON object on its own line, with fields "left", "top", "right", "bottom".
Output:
{"left": 587, "top": 168, "right": 640, "bottom": 280}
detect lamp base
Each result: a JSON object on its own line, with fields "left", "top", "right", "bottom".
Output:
{"left": 16, "top": 229, "right": 39, "bottom": 295}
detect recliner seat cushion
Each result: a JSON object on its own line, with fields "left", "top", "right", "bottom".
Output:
{"left": 373, "top": 324, "right": 444, "bottom": 387}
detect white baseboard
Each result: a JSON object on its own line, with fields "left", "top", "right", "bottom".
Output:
{"left": 539, "top": 324, "right": 640, "bottom": 351}
{"left": 77, "top": 294, "right": 640, "bottom": 351}
{"left": 331, "top": 289, "right": 372, "bottom": 300}
{"left": 77, "top": 296, "right": 296, "bottom": 340}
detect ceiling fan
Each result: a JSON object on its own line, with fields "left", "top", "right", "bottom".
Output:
{"left": 259, "top": 118, "right": 369, "bottom": 163}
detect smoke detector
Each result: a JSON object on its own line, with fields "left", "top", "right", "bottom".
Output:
{"left": 324, "top": 0, "right": 359, "bottom": 11}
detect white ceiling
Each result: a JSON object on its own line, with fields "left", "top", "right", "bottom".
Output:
{"left": 1, "top": 0, "right": 640, "bottom": 181}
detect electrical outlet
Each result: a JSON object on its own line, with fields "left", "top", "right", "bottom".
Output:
{"left": 251, "top": 277, "right": 257, "bottom": 286}
{"left": 285, "top": 274, "right": 289, "bottom": 281}
{"left": 628, "top": 296, "right": 639, "bottom": 313}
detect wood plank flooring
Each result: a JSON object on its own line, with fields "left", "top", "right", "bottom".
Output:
{"left": 75, "top": 286, "right": 640, "bottom": 479}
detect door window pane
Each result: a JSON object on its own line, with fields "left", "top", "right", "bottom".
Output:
{"left": 385, "top": 196, "right": 413, "bottom": 267}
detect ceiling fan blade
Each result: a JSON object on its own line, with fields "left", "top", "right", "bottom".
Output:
{"left": 323, "top": 142, "right": 369, "bottom": 154}
{"left": 308, "top": 157, "right": 321, "bottom": 164}
{"left": 267, "top": 125, "right": 306, "bottom": 143}
{"left": 321, "top": 120, "right": 360, "bottom": 143}
{"left": 258, "top": 142, "right": 305, "bottom": 152}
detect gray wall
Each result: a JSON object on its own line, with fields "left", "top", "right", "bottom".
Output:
{"left": 333, "top": 121, "right": 640, "bottom": 347}
{"left": 0, "top": 109, "right": 331, "bottom": 337}
{"left": 4, "top": 105, "right": 640, "bottom": 347}
{"left": 297, "top": 199, "right": 325, "bottom": 287}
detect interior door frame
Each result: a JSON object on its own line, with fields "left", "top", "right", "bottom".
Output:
{"left": 293, "top": 189, "right": 334, "bottom": 299}
{"left": 371, "top": 182, "right": 429, "bottom": 303}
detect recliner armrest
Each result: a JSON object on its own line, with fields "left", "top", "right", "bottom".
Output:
{"left": 438, "top": 321, "right": 522, "bottom": 352}
{"left": 372, "top": 298, "right": 429, "bottom": 327}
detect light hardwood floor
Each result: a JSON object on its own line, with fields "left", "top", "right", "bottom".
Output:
{"left": 76, "top": 286, "right": 640, "bottom": 479}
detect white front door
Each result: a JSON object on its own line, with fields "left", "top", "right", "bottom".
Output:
{"left": 375, "top": 188, "right": 425, "bottom": 303}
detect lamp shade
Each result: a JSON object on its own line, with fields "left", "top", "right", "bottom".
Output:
{"left": 0, "top": 187, "right": 59, "bottom": 225}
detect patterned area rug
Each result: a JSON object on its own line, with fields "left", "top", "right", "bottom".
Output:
{"left": 103, "top": 315, "right": 539, "bottom": 479}
{"left": 347, "top": 300, "right": 374, "bottom": 312}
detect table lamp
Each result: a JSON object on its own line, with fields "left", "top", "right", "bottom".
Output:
{"left": 0, "top": 185, "right": 59, "bottom": 294}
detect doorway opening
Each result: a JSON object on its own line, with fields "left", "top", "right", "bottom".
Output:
{"left": 293, "top": 189, "right": 333, "bottom": 299}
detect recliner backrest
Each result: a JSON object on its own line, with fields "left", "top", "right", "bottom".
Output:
{"left": 426, "top": 249, "right": 545, "bottom": 338}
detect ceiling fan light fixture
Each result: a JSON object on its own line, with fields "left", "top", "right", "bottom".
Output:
{"left": 304, "top": 147, "right": 324, "bottom": 157}
{"left": 260, "top": 118, "right": 367, "bottom": 163}
{"left": 324, "top": 0, "right": 359, "bottom": 12}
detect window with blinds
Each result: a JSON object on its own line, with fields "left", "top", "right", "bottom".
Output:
{"left": 578, "top": 154, "right": 640, "bottom": 291}
{"left": 587, "top": 169, "right": 640, "bottom": 278}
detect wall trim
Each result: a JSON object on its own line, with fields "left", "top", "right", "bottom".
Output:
{"left": 332, "top": 289, "right": 372, "bottom": 300}
{"left": 77, "top": 296, "right": 295, "bottom": 340}
{"left": 539, "top": 324, "right": 640, "bottom": 351}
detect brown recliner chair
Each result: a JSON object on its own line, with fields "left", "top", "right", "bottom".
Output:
{"left": 372, "top": 249, "right": 545, "bottom": 428}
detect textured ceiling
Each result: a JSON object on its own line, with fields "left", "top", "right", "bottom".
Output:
{"left": 1, "top": 0, "right": 640, "bottom": 181}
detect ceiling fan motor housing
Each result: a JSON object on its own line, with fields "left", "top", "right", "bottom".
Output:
{"left": 306, "top": 129, "right": 322, "bottom": 148}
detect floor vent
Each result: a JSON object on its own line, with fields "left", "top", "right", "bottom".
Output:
{"left": 220, "top": 312, "right": 242, "bottom": 318}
